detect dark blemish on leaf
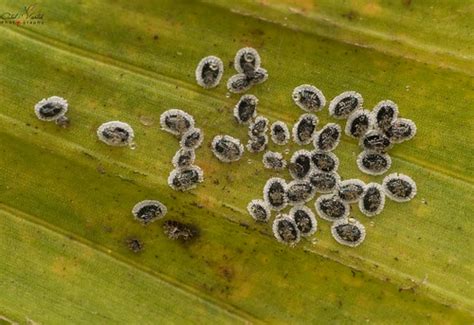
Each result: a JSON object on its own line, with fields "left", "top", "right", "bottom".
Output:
{"left": 163, "top": 220, "right": 199, "bottom": 242}
{"left": 342, "top": 10, "right": 358, "bottom": 21}
{"left": 126, "top": 237, "right": 144, "bottom": 253}
{"left": 153, "top": 34, "right": 159, "bottom": 40}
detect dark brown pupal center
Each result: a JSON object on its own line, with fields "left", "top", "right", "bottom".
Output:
{"left": 201, "top": 62, "right": 220, "bottom": 85}
{"left": 102, "top": 127, "right": 130, "bottom": 143}
{"left": 268, "top": 182, "right": 286, "bottom": 207}
{"left": 320, "top": 197, "right": 346, "bottom": 219}
{"left": 317, "top": 127, "right": 340, "bottom": 151}
{"left": 265, "top": 155, "right": 284, "bottom": 168}
{"left": 310, "top": 172, "right": 337, "bottom": 191}
{"left": 251, "top": 68, "right": 267, "bottom": 83}
{"left": 239, "top": 53, "right": 257, "bottom": 76}
{"left": 215, "top": 139, "right": 241, "bottom": 160}
{"left": 349, "top": 114, "right": 370, "bottom": 137}
{"left": 39, "top": 103, "right": 64, "bottom": 117}
{"left": 334, "top": 96, "right": 358, "bottom": 117}
{"left": 184, "top": 131, "right": 201, "bottom": 147}
{"left": 335, "top": 224, "right": 362, "bottom": 242}
{"left": 137, "top": 204, "right": 162, "bottom": 224}
{"left": 238, "top": 99, "right": 256, "bottom": 122}
{"left": 277, "top": 219, "right": 299, "bottom": 242}
{"left": 248, "top": 135, "right": 267, "bottom": 152}
{"left": 165, "top": 114, "right": 191, "bottom": 134}
{"left": 339, "top": 184, "right": 364, "bottom": 201}
{"left": 376, "top": 106, "right": 396, "bottom": 130}
{"left": 299, "top": 90, "right": 321, "bottom": 109}
{"left": 386, "top": 179, "right": 412, "bottom": 198}
{"left": 251, "top": 204, "right": 268, "bottom": 221}
{"left": 229, "top": 75, "right": 251, "bottom": 92}
{"left": 312, "top": 152, "right": 336, "bottom": 172}
{"left": 296, "top": 117, "right": 316, "bottom": 142}
{"left": 363, "top": 187, "right": 382, "bottom": 212}
{"left": 172, "top": 169, "right": 199, "bottom": 188}
{"left": 362, "top": 153, "right": 388, "bottom": 171}
{"left": 250, "top": 120, "right": 267, "bottom": 136}
{"left": 386, "top": 121, "right": 412, "bottom": 140}
{"left": 290, "top": 155, "right": 311, "bottom": 178}
{"left": 272, "top": 125, "right": 287, "bottom": 142}
{"left": 294, "top": 210, "right": 313, "bottom": 234}
{"left": 363, "top": 133, "right": 391, "bottom": 152}
{"left": 287, "top": 182, "right": 313, "bottom": 203}
{"left": 177, "top": 152, "right": 193, "bottom": 167}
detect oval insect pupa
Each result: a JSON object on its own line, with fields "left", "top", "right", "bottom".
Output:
{"left": 345, "top": 109, "right": 374, "bottom": 138}
{"left": 172, "top": 148, "right": 196, "bottom": 168}
{"left": 248, "top": 116, "right": 269, "bottom": 137}
{"left": 337, "top": 179, "right": 366, "bottom": 203}
{"left": 356, "top": 150, "right": 392, "bottom": 175}
{"left": 309, "top": 171, "right": 341, "bottom": 193}
{"left": 290, "top": 206, "right": 317, "bottom": 237}
{"left": 372, "top": 100, "right": 399, "bottom": 131}
{"left": 331, "top": 218, "right": 366, "bottom": 247}
{"left": 286, "top": 180, "right": 315, "bottom": 205}
{"left": 97, "top": 121, "right": 135, "bottom": 147}
{"left": 311, "top": 150, "right": 339, "bottom": 173}
{"left": 227, "top": 74, "right": 252, "bottom": 94}
{"left": 234, "top": 94, "right": 258, "bottom": 124}
{"left": 385, "top": 118, "right": 417, "bottom": 143}
{"left": 382, "top": 173, "right": 417, "bottom": 202}
{"left": 313, "top": 123, "right": 342, "bottom": 152}
{"left": 289, "top": 149, "right": 313, "bottom": 180}
{"left": 234, "top": 47, "right": 261, "bottom": 76}
{"left": 328, "top": 91, "right": 363, "bottom": 119}
{"left": 168, "top": 165, "right": 204, "bottom": 191}
{"left": 160, "top": 109, "right": 195, "bottom": 137}
{"left": 132, "top": 200, "right": 167, "bottom": 225}
{"left": 246, "top": 134, "right": 268, "bottom": 153}
{"left": 315, "top": 194, "right": 350, "bottom": 222}
{"left": 180, "top": 127, "right": 204, "bottom": 150}
{"left": 247, "top": 199, "right": 271, "bottom": 223}
{"left": 263, "top": 177, "right": 288, "bottom": 211}
{"left": 262, "top": 151, "right": 287, "bottom": 170}
{"left": 292, "top": 114, "right": 319, "bottom": 145}
{"left": 360, "top": 130, "right": 393, "bottom": 153}
{"left": 195, "top": 55, "right": 224, "bottom": 89}
{"left": 270, "top": 121, "right": 290, "bottom": 146}
{"left": 359, "top": 183, "right": 385, "bottom": 217}
{"left": 292, "top": 84, "right": 326, "bottom": 112}
{"left": 211, "top": 135, "right": 245, "bottom": 163}
{"left": 34, "top": 96, "right": 68, "bottom": 121}
{"left": 272, "top": 214, "right": 301, "bottom": 245}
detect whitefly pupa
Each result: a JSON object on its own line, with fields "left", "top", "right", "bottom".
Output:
{"left": 262, "top": 151, "right": 287, "bottom": 170}
{"left": 132, "top": 200, "right": 167, "bottom": 225}
{"left": 385, "top": 118, "right": 417, "bottom": 143}
{"left": 357, "top": 150, "right": 392, "bottom": 176}
{"left": 382, "top": 173, "right": 417, "bottom": 202}
{"left": 160, "top": 109, "right": 195, "bottom": 137}
{"left": 331, "top": 218, "right": 366, "bottom": 247}
{"left": 289, "top": 149, "right": 313, "bottom": 180}
{"left": 313, "top": 123, "right": 342, "bottom": 152}
{"left": 270, "top": 121, "right": 290, "bottom": 145}
{"left": 309, "top": 170, "right": 340, "bottom": 193}
{"left": 272, "top": 214, "right": 301, "bottom": 245}
{"left": 315, "top": 194, "right": 349, "bottom": 222}
{"left": 360, "top": 129, "right": 393, "bottom": 153}
{"left": 234, "top": 94, "right": 258, "bottom": 124}
{"left": 180, "top": 127, "right": 204, "bottom": 150}
{"left": 328, "top": 91, "right": 363, "bottom": 119}
{"left": 172, "top": 148, "right": 195, "bottom": 168}
{"left": 250, "top": 67, "right": 268, "bottom": 85}
{"left": 286, "top": 180, "right": 316, "bottom": 205}
{"left": 248, "top": 116, "right": 269, "bottom": 137}
{"left": 290, "top": 206, "right": 317, "bottom": 237}
{"left": 246, "top": 134, "right": 268, "bottom": 153}
{"left": 227, "top": 74, "right": 252, "bottom": 94}
{"left": 292, "top": 114, "right": 318, "bottom": 145}
{"left": 168, "top": 165, "right": 204, "bottom": 191}
{"left": 373, "top": 100, "right": 399, "bottom": 131}
{"left": 345, "top": 109, "right": 374, "bottom": 138}
{"left": 195, "top": 55, "right": 224, "bottom": 89}
{"left": 34, "top": 96, "right": 68, "bottom": 122}
{"left": 247, "top": 199, "right": 271, "bottom": 223}
{"left": 234, "top": 47, "right": 261, "bottom": 77}
{"left": 97, "top": 121, "right": 135, "bottom": 147}
{"left": 263, "top": 177, "right": 288, "bottom": 211}
{"left": 337, "top": 179, "right": 366, "bottom": 203}
{"left": 311, "top": 150, "right": 339, "bottom": 173}
{"left": 211, "top": 135, "right": 244, "bottom": 163}
{"left": 292, "top": 84, "right": 326, "bottom": 112}
{"left": 359, "top": 183, "right": 385, "bottom": 217}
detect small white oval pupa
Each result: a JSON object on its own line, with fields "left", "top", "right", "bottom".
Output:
{"left": 172, "top": 148, "right": 196, "bottom": 168}
{"left": 97, "top": 121, "right": 135, "bottom": 147}
{"left": 180, "top": 128, "right": 204, "bottom": 150}
{"left": 234, "top": 47, "right": 261, "bottom": 75}
{"left": 247, "top": 199, "right": 271, "bottom": 223}
{"left": 195, "top": 55, "right": 224, "bottom": 89}
{"left": 272, "top": 214, "right": 301, "bottom": 245}
{"left": 315, "top": 194, "right": 350, "bottom": 222}
{"left": 132, "top": 200, "right": 167, "bottom": 225}
{"left": 289, "top": 149, "right": 313, "bottom": 180}
{"left": 234, "top": 94, "right": 258, "bottom": 124}
{"left": 337, "top": 179, "right": 366, "bottom": 203}
{"left": 311, "top": 150, "right": 339, "bottom": 173}
{"left": 289, "top": 206, "right": 317, "bottom": 237}
{"left": 328, "top": 91, "right": 363, "bottom": 119}
{"left": 270, "top": 121, "right": 290, "bottom": 145}
{"left": 292, "top": 114, "right": 318, "bottom": 145}
{"left": 360, "top": 130, "right": 393, "bottom": 153}
{"left": 262, "top": 151, "right": 287, "bottom": 170}
{"left": 286, "top": 180, "right": 315, "bottom": 205}
{"left": 248, "top": 116, "right": 269, "bottom": 137}
{"left": 313, "top": 123, "right": 342, "bottom": 152}
{"left": 356, "top": 150, "right": 392, "bottom": 175}
{"left": 372, "top": 100, "right": 399, "bottom": 131}
{"left": 309, "top": 171, "right": 340, "bottom": 193}
{"left": 160, "top": 109, "right": 195, "bottom": 137}
{"left": 359, "top": 183, "right": 385, "bottom": 217}
{"left": 385, "top": 118, "right": 417, "bottom": 143}
{"left": 263, "top": 177, "right": 288, "bottom": 211}
{"left": 345, "top": 109, "right": 374, "bottom": 138}
{"left": 382, "top": 173, "right": 417, "bottom": 202}
{"left": 34, "top": 96, "right": 68, "bottom": 121}
{"left": 331, "top": 218, "right": 366, "bottom": 247}
{"left": 168, "top": 165, "right": 204, "bottom": 191}
{"left": 292, "top": 84, "right": 326, "bottom": 112}
{"left": 211, "top": 135, "right": 244, "bottom": 163}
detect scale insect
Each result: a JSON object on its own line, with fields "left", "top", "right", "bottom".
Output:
{"left": 270, "top": 121, "right": 290, "bottom": 145}
{"left": 309, "top": 171, "right": 340, "bottom": 193}
{"left": 286, "top": 180, "right": 316, "bottom": 205}
{"left": 385, "top": 118, "right": 417, "bottom": 143}
{"left": 172, "top": 148, "right": 196, "bottom": 168}
{"left": 211, "top": 135, "right": 244, "bottom": 163}
{"left": 262, "top": 151, "right": 287, "bottom": 170}
{"left": 248, "top": 116, "right": 269, "bottom": 137}
{"left": 328, "top": 91, "right": 363, "bottom": 119}
{"left": 227, "top": 74, "right": 252, "bottom": 94}
{"left": 263, "top": 177, "right": 288, "bottom": 211}
{"left": 168, "top": 165, "right": 204, "bottom": 191}
{"left": 360, "top": 130, "right": 393, "bottom": 153}
{"left": 292, "top": 114, "right": 318, "bottom": 145}
{"left": 247, "top": 199, "right": 271, "bottom": 222}
{"left": 373, "top": 100, "right": 399, "bottom": 131}
{"left": 345, "top": 109, "right": 374, "bottom": 138}
{"left": 331, "top": 218, "right": 366, "bottom": 247}
{"left": 97, "top": 121, "right": 135, "bottom": 147}
{"left": 195, "top": 55, "right": 224, "bottom": 89}
{"left": 234, "top": 94, "right": 258, "bottom": 124}
{"left": 234, "top": 47, "right": 261, "bottom": 76}
{"left": 313, "top": 123, "right": 342, "bottom": 152}
{"left": 34, "top": 96, "right": 68, "bottom": 122}
{"left": 292, "top": 84, "right": 326, "bottom": 112}
{"left": 246, "top": 134, "right": 268, "bottom": 153}
{"left": 359, "top": 183, "right": 385, "bottom": 217}
{"left": 382, "top": 173, "right": 417, "bottom": 202}
{"left": 132, "top": 200, "right": 167, "bottom": 225}
{"left": 289, "top": 206, "right": 317, "bottom": 237}
{"left": 337, "top": 179, "right": 366, "bottom": 203}
{"left": 311, "top": 150, "right": 339, "bottom": 172}
{"left": 315, "top": 194, "right": 350, "bottom": 222}
{"left": 160, "top": 109, "right": 195, "bottom": 137}
{"left": 272, "top": 214, "right": 301, "bottom": 245}
{"left": 289, "top": 149, "right": 313, "bottom": 180}
{"left": 180, "top": 128, "right": 204, "bottom": 150}
{"left": 357, "top": 150, "right": 392, "bottom": 175}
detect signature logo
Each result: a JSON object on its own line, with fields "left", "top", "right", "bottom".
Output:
{"left": 0, "top": 4, "right": 45, "bottom": 25}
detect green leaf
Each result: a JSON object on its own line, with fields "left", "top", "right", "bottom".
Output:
{"left": 0, "top": 0, "right": 472, "bottom": 323}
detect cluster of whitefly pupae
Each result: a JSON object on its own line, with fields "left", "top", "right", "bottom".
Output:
{"left": 160, "top": 109, "right": 204, "bottom": 191}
